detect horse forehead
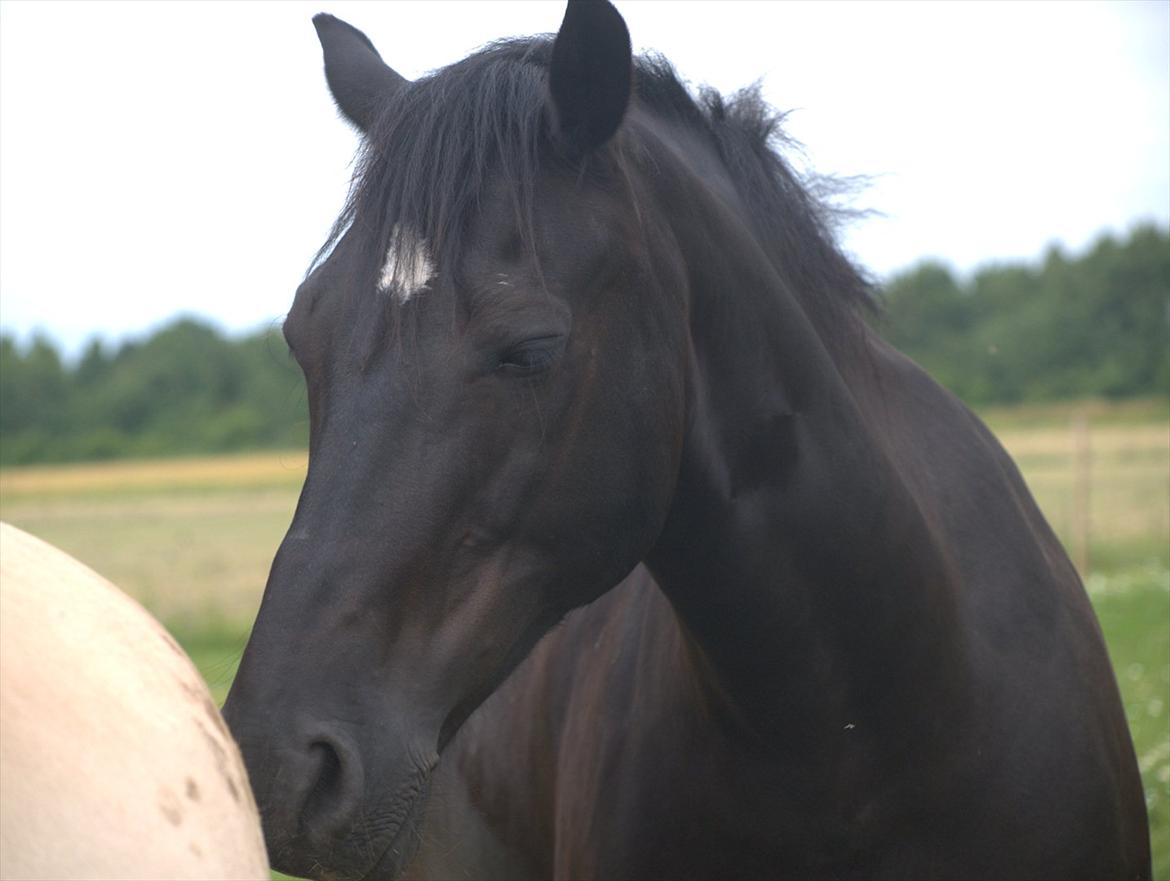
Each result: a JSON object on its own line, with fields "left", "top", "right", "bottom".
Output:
{"left": 378, "top": 225, "right": 435, "bottom": 304}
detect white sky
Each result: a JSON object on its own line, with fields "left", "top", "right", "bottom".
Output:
{"left": 1, "top": 0, "right": 1167, "bottom": 357}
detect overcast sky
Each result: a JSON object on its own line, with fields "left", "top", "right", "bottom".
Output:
{"left": 1, "top": 0, "right": 1167, "bottom": 357}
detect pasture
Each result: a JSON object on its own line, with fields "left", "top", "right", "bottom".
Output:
{"left": 1, "top": 400, "right": 1166, "bottom": 879}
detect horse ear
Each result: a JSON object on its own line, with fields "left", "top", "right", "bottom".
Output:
{"left": 548, "top": 0, "right": 632, "bottom": 153}
{"left": 312, "top": 13, "right": 407, "bottom": 133}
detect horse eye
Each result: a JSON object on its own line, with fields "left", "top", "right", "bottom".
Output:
{"left": 498, "top": 337, "right": 564, "bottom": 374}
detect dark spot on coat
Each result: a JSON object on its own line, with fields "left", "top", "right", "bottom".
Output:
{"left": 185, "top": 777, "right": 201, "bottom": 802}
{"left": 222, "top": 769, "right": 240, "bottom": 803}
{"left": 158, "top": 787, "right": 183, "bottom": 826}
{"left": 195, "top": 717, "right": 243, "bottom": 804}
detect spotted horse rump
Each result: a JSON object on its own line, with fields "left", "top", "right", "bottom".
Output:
{"left": 0, "top": 522, "right": 268, "bottom": 881}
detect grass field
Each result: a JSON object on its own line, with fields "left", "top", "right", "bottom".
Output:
{"left": 2, "top": 399, "right": 1167, "bottom": 878}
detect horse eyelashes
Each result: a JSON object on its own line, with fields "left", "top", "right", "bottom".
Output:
{"left": 498, "top": 338, "right": 564, "bottom": 374}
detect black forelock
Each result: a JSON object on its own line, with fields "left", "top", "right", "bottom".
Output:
{"left": 314, "top": 37, "right": 873, "bottom": 336}
{"left": 313, "top": 37, "right": 555, "bottom": 299}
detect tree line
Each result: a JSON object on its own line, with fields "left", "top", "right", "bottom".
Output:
{"left": 875, "top": 223, "right": 1168, "bottom": 404}
{"left": 1, "top": 224, "right": 1166, "bottom": 466}
{"left": 0, "top": 320, "right": 306, "bottom": 465}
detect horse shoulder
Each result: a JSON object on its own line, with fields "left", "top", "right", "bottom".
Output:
{"left": 851, "top": 345, "right": 1149, "bottom": 876}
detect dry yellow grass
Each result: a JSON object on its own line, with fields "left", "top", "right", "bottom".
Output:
{"left": 0, "top": 451, "right": 307, "bottom": 499}
{"left": 0, "top": 489, "right": 297, "bottom": 626}
{"left": 996, "top": 422, "right": 1169, "bottom": 553}
{"left": 0, "top": 406, "right": 1165, "bottom": 623}
{"left": 995, "top": 424, "right": 1169, "bottom": 458}
{"left": 0, "top": 453, "right": 309, "bottom": 626}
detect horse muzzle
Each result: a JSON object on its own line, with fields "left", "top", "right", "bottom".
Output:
{"left": 222, "top": 701, "right": 437, "bottom": 881}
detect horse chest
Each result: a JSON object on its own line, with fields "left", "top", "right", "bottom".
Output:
{"left": 445, "top": 573, "right": 869, "bottom": 879}
{"left": 554, "top": 737, "right": 840, "bottom": 880}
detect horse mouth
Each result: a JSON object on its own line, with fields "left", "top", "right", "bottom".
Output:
{"left": 283, "top": 759, "right": 435, "bottom": 881}
{"left": 351, "top": 765, "right": 435, "bottom": 881}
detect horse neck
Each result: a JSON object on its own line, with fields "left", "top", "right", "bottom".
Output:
{"left": 638, "top": 127, "right": 969, "bottom": 758}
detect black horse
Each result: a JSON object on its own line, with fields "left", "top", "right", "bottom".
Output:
{"left": 223, "top": 3, "right": 1150, "bottom": 879}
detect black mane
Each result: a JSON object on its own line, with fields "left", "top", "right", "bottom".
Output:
{"left": 318, "top": 37, "right": 873, "bottom": 337}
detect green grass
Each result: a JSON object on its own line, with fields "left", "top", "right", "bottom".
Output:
{"left": 1, "top": 400, "right": 1166, "bottom": 878}
{"left": 1088, "top": 567, "right": 1170, "bottom": 877}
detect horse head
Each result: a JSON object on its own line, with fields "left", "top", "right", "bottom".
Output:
{"left": 223, "top": 4, "right": 689, "bottom": 878}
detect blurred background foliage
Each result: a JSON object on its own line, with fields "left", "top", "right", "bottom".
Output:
{"left": 877, "top": 223, "right": 1169, "bottom": 403}
{"left": 1, "top": 318, "right": 306, "bottom": 465}
{"left": 2, "top": 224, "right": 1167, "bottom": 467}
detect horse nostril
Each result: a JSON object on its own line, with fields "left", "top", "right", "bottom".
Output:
{"left": 300, "top": 736, "right": 364, "bottom": 846}
{"left": 305, "top": 740, "right": 341, "bottom": 805}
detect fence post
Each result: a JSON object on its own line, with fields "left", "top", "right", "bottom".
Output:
{"left": 1071, "top": 411, "right": 1092, "bottom": 576}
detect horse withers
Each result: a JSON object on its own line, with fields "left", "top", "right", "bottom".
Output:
{"left": 223, "top": 3, "right": 1150, "bottom": 879}
{"left": 0, "top": 523, "right": 268, "bottom": 881}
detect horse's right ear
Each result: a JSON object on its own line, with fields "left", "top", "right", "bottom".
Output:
{"left": 548, "top": 0, "right": 632, "bottom": 154}
{"left": 312, "top": 13, "right": 407, "bottom": 133}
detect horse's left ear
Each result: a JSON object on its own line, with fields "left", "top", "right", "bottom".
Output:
{"left": 548, "top": 0, "right": 632, "bottom": 153}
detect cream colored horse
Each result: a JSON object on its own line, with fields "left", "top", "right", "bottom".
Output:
{"left": 0, "top": 523, "right": 268, "bottom": 881}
